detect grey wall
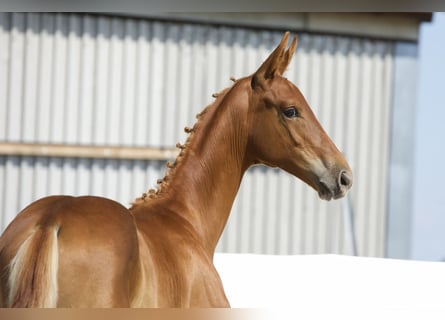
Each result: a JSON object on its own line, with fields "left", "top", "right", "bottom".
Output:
{"left": 0, "top": 12, "right": 400, "bottom": 257}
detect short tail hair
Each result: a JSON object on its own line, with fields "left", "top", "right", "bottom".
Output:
{"left": 7, "top": 226, "right": 59, "bottom": 307}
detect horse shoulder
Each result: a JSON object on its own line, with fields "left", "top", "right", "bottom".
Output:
{"left": 132, "top": 205, "right": 229, "bottom": 307}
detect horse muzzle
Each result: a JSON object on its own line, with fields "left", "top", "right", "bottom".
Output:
{"left": 317, "top": 169, "right": 353, "bottom": 201}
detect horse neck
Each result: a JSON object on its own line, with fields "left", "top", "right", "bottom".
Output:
{"left": 141, "top": 80, "right": 251, "bottom": 255}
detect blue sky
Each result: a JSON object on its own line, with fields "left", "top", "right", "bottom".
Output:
{"left": 412, "top": 12, "right": 445, "bottom": 261}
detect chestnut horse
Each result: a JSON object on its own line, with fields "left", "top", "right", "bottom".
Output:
{"left": 0, "top": 32, "right": 352, "bottom": 307}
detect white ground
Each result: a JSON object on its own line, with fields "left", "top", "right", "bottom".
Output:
{"left": 214, "top": 253, "right": 445, "bottom": 319}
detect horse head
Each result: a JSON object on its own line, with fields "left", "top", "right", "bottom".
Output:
{"left": 246, "top": 32, "right": 352, "bottom": 200}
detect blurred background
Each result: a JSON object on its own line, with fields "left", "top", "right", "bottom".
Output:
{"left": 0, "top": 12, "right": 443, "bottom": 261}
{"left": 412, "top": 12, "right": 445, "bottom": 261}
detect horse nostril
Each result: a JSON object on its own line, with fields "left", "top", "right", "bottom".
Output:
{"left": 339, "top": 170, "right": 352, "bottom": 189}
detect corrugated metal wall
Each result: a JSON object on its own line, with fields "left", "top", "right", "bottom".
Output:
{"left": 0, "top": 12, "right": 394, "bottom": 256}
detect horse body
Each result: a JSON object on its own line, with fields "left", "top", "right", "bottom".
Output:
{"left": 0, "top": 33, "right": 352, "bottom": 307}
{"left": 0, "top": 194, "right": 229, "bottom": 307}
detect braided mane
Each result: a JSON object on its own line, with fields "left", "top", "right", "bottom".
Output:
{"left": 131, "top": 81, "right": 236, "bottom": 206}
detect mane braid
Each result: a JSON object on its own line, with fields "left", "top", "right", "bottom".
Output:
{"left": 131, "top": 84, "right": 234, "bottom": 207}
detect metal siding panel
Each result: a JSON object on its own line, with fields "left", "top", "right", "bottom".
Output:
{"left": 163, "top": 24, "right": 180, "bottom": 147}
{"left": 0, "top": 13, "right": 396, "bottom": 258}
{"left": 0, "top": 156, "right": 171, "bottom": 229}
{"left": 250, "top": 167, "right": 266, "bottom": 253}
{"left": 367, "top": 42, "right": 389, "bottom": 257}
{"left": 22, "top": 14, "right": 41, "bottom": 143}
{"left": 203, "top": 28, "right": 219, "bottom": 106}
{"left": 36, "top": 14, "right": 55, "bottom": 143}
{"left": 377, "top": 47, "right": 393, "bottom": 257}
{"left": 343, "top": 39, "right": 363, "bottom": 255}
{"left": 365, "top": 43, "right": 381, "bottom": 257}
{"left": 77, "top": 158, "right": 92, "bottom": 195}
{"left": 105, "top": 159, "right": 119, "bottom": 200}
{"left": 238, "top": 176, "right": 252, "bottom": 253}
{"left": 61, "top": 158, "right": 76, "bottom": 195}
{"left": 78, "top": 16, "right": 95, "bottom": 145}
{"left": 354, "top": 40, "right": 373, "bottom": 256}
{"left": 131, "top": 160, "right": 147, "bottom": 202}
{"left": 133, "top": 20, "right": 150, "bottom": 147}
{"left": 0, "top": 157, "right": 5, "bottom": 230}
{"left": 91, "top": 158, "right": 105, "bottom": 196}
{"left": 93, "top": 16, "right": 111, "bottom": 145}
{"left": 50, "top": 15, "right": 68, "bottom": 144}
{"left": 330, "top": 37, "right": 350, "bottom": 255}
{"left": 174, "top": 26, "right": 193, "bottom": 147}
{"left": 0, "top": 13, "right": 10, "bottom": 141}
{"left": 365, "top": 41, "right": 381, "bottom": 257}
{"left": 147, "top": 22, "right": 164, "bottom": 147}
{"left": 65, "top": 15, "right": 82, "bottom": 144}
{"left": 106, "top": 18, "right": 121, "bottom": 145}
{"left": 277, "top": 174, "right": 294, "bottom": 254}
{"left": 34, "top": 157, "right": 49, "bottom": 199}
{"left": 290, "top": 180, "right": 305, "bottom": 254}
{"left": 121, "top": 20, "right": 138, "bottom": 146}
{"left": 3, "top": 157, "right": 20, "bottom": 230}
{"left": 17, "top": 157, "right": 33, "bottom": 211}
{"left": 47, "top": 157, "right": 59, "bottom": 195}
{"left": 263, "top": 168, "right": 278, "bottom": 254}
{"left": 189, "top": 26, "right": 208, "bottom": 132}
{"left": 0, "top": 184, "right": 5, "bottom": 234}
{"left": 7, "top": 14, "right": 25, "bottom": 142}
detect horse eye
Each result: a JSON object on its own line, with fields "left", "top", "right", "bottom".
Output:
{"left": 282, "top": 107, "right": 299, "bottom": 118}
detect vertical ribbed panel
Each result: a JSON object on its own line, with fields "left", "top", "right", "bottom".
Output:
{"left": 0, "top": 13, "right": 395, "bottom": 257}
{"left": 0, "top": 156, "right": 165, "bottom": 230}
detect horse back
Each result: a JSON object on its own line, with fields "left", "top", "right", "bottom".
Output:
{"left": 0, "top": 195, "right": 141, "bottom": 307}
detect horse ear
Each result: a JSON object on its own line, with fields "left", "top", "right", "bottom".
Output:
{"left": 251, "top": 32, "right": 297, "bottom": 89}
{"left": 278, "top": 35, "right": 297, "bottom": 75}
